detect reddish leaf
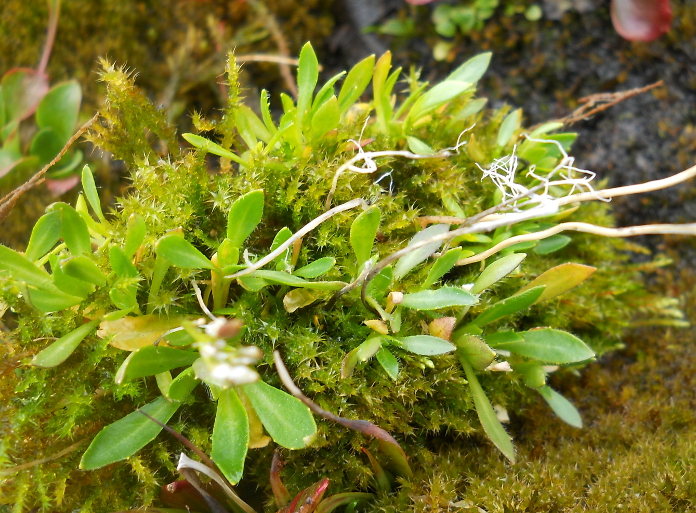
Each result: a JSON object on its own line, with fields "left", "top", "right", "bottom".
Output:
{"left": 611, "top": 0, "right": 672, "bottom": 42}
{"left": 46, "top": 175, "right": 81, "bottom": 196}
{"left": 278, "top": 479, "right": 329, "bottom": 513}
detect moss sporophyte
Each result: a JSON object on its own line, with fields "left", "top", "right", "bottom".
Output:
{"left": 0, "top": 43, "right": 693, "bottom": 511}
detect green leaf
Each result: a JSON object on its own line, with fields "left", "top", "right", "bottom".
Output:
{"left": 36, "top": 80, "right": 81, "bottom": 141}
{"left": 455, "top": 334, "right": 496, "bottom": 371}
{"left": 50, "top": 254, "right": 93, "bottom": 298}
{"left": 460, "top": 358, "right": 516, "bottom": 463}
{"left": 513, "top": 361, "right": 546, "bottom": 388}
{"left": 296, "top": 42, "right": 319, "bottom": 138}
{"left": 182, "top": 133, "right": 246, "bottom": 165}
{"left": 156, "top": 234, "right": 216, "bottom": 270}
{"left": 471, "top": 286, "right": 545, "bottom": 326}
{"left": 80, "top": 397, "right": 182, "bottom": 470}
{"left": 124, "top": 214, "right": 146, "bottom": 259}
{"left": 529, "top": 122, "right": 564, "bottom": 137}
{"left": 470, "top": 253, "right": 526, "bottom": 294}
{"left": 1, "top": 68, "right": 48, "bottom": 123}
{"left": 28, "top": 288, "right": 83, "bottom": 312}
{"left": 226, "top": 190, "right": 264, "bottom": 248}
{"left": 109, "top": 247, "right": 139, "bottom": 310}
{"left": 25, "top": 210, "right": 62, "bottom": 262}
{"left": 447, "top": 52, "right": 492, "bottom": 85}
{"left": 400, "top": 287, "right": 477, "bottom": 310}
{"left": 497, "top": 108, "right": 522, "bottom": 147}
{"left": 242, "top": 380, "right": 317, "bottom": 449}
{"left": 393, "top": 224, "right": 450, "bottom": 281}
{"left": 259, "top": 89, "right": 277, "bottom": 134}
{"left": 350, "top": 207, "right": 380, "bottom": 267}
{"left": 81, "top": 165, "right": 107, "bottom": 223}
{"left": 372, "top": 51, "right": 393, "bottom": 132}
{"left": 492, "top": 328, "right": 595, "bottom": 364}
{"left": 406, "top": 136, "right": 435, "bottom": 155}
{"left": 517, "top": 263, "right": 596, "bottom": 304}
{"left": 50, "top": 203, "right": 91, "bottom": 256}
{"left": 375, "top": 346, "right": 399, "bottom": 380}
{"left": 396, "top": 335, "right": 456, "bottom": 355}
{"left": 534, "top": 234, "right": 571, "bottom": 255}
{"left": 212, "top": 388, "right": 249, "bottom": 484}
{"left": 29, "top": 127, "right": 64, "bottom": 165}
{"left": 537, "top": 386, "right": 582, "bottom": 428}
{"left": 251, "top": 270, "right": 344, "bottom": 291}
{"left": 409, "top": 81, "right": 472, "bottom": 122}
{"left": 310, "top": 72, "right": 345, "bottom": 119}
{"left": 167, "top": 367, "right": 199, "bottom": 402}
{"left": 310, "top": 95, "right": 340, "bottom": 139}
{"left": 31, "top": 319, "right": 100, "bottom": 368}
{"left": 236, "top": 104, "right": 272, "bottom": 145}
{"left": 338, "top": 54, "right": 375, "bottom": 115}
{"left": 61, "top": 255, "right": 107, "bottom": 287}
{"left": 294, "top": 257, "right": 335, "bottom": 278}
{"left": 366, "top": 265, "right": 392, "bottom": 299}
{"left": 115, "top": 346, "right": 199, "bottom": 383}
{"left": 0, "top": 244, "right": 55, "bottom": 290}
{"left": 342, "top": 336, "right": 383, "bottom": 378}
{"left": 484, "top": 330, "right": 523, "bottom": 347}
{"left": 110, "top": 246, "right": 139, "bottom": 278}
{"left": 422, "top": 247, "right": 462, "bottom": 289}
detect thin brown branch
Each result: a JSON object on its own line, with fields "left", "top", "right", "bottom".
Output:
{"left": 0, "top": 113, "right": 98, "bottom": 222}
{"left": 37, "top": 0, "right": 61, "bottom": 76}
{"left": 553, "top": 80, "right": 664, "bottom": 126}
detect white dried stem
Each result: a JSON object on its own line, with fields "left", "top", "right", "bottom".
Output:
{"left": 557, "top": 163, "right": 696, "bottom": 206}
{"left": 456, "top": 222, "right": 696, "bottom": 266}
{"left": 225, "top": 198, "right": 366, "bottom": 280}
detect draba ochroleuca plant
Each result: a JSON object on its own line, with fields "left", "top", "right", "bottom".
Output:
{"left": 0, "top": 43, "right": 691, "bottom": 511}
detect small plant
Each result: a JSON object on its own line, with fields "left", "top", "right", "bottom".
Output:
{"left": 0, "top": 0, "right": 83, "bottom": 195}
{"left": 0, "top": 43, "right": 691, "bottom": 511}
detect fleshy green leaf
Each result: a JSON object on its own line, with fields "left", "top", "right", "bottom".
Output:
{"left": 124, "top": 214, "right": 146, "bottom": 258}
{"left": 375, "top": 346, "right": 399, "bottom": 380}
{"left": 513, "top": 361, "right": 547, "bottom": 388}
{"left": 338, "top": 54, "right": 375, "bottom": 115}
{"left": 0, "top": 244, "right": 55, "bottom": 290}
{"left": 25, "top": 210, "right": 62, "bottom": 262}
{"left": 471, "top": 286, "right": 545, "bottom": 326}
{"left": 80, "top": 165, "right": 106, "bottom": 223}
{"left": 485, "top": 330, "right": 524, "bottom": 347}
{"left": 497, "top": 108, "right": 522, "bottom": 147}
{"left": 51, "top": 255, "right": 93, "bottom": 298}
{"left": 455, "top": 334, "right": 496, "bottom": 371}
{"left": 115, "top": 346, "right": 199, "bottom": 383}
{"left": 36, "top": 80, "right": 81, "bottom": 141}
{"left": 422, "top": 247, "right": 462, "bottom": 289}
{"left": 470, "top": 253, "right": 527, "bottom": 294}
{"left": 50, "top": 203, "right": 91, "bottom": 256}
{"left": 167, "top": 367, "right": 200, "bottom": 402}
{"left": 408, "top": 81, "right": 472, "bottom": 122}
{"left": 294, "top": 257, "right": 335, "bottom": 278}
{"left": 366, "top": 265, "right": 392, "bottom": 299}
{"left": 446, "top": 52, "right": 492, "bottom": 85}
{"left": 242, "top": 380, "right": 317, "bottom": 449}
{"left": 110, "top": 246, "right": 138, "bottom": 278}
{"left": 61, "top": 255, "right": 107, "bottom": 287}
{"left": 537, "top": 385, "right": 582, "bottom": 428}
{"left": 28, "top": 288, "right": 83, "bottom": 312}
{"left": 491, "top": 328, "right": 595, "bottom": 364}
{"left": 517, "top": 262, "right": 596, "bottom": 304}
{"left": 400, "top": 286, "right": 477, "bottom": 310}
{"left": 310, "top": 95, "right": 340, "bottom": 139}
{"left": 460, "top": 358, "right": 516, "bottom": 463}
{"left": 156, "top": 234, "right": 216, "bottom": 270}
{"left": 534, "top": 234, "right": 571, "bottom": 255}
{"left": 226, "top": 190, "right": 264, "bottom": 248}
{"left": 296, "top": 42, "right": 319, "bottom": 138}
{"left": 80, "top": 396, "right": 183, "bottom": 470}
{"left": 393, "top": 224, "right": 450, "bottom": 281}
{"left": 342, "top": 336, "right": 383, "bottom": 378}
{"left": 396, "top": 335, "right": 456, "bottom": 355}
{"left": 31, "top": 319, "right": 100, "bottom": 368}
{"left": 350, "top": 207, "right": 380, "bottom": 267}
{"left": 29, "top": 127, "right": 63, "bottom": 165}
{"left": 259, "top": 89, "right": 277, "bottom": 134}
{"left": 182, "top": 133, "right": 246, "bottom": 165}
{"left": 406, "top": 136, "right": 435, "bottom": 155}
{"left": 212, "top": 388, "right": 249, "bottom": 484}
{"left": 251, "top": 270, "right": 344, "bottom": 290}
